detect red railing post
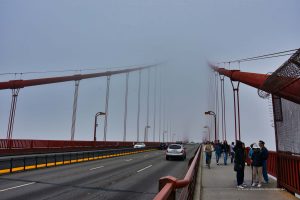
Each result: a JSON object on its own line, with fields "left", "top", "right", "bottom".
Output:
{"left": 158, "top": 177, "right": 177, "bottom": 200}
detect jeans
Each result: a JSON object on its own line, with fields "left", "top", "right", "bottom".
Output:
{"left": 205, "top": 152, "right": 212, "bottom": 165}
{"left": 216, "top": 152, "right": 221, "bottom": 163}
{"left": 224, "top": 153, "right": 228, "bottom": 165}
{"left": 262, "top": 160, "right": 269, "bottom": 182}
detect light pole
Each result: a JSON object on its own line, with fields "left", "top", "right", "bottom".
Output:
{"left": 144, "top": 125, "right": 151, "bottom": 142}
{"left": 94, "top": 112, "right": 106, "bottom": 142}
{"left": 204, "top": 111, "right": 217, "bottom": 142}
{"left": 203, "top": 125, "right": 210, "bottom": 142}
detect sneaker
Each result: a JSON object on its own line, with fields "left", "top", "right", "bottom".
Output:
{"left": 237, "top": 185, "right": 244, "bottom": 189}
{"left": 242, "top": 183, "right": 247, "bottom": 187}
{"left": 257, "top": 183, "right": 262, "bottom": 188}
{"left": 251, "top": 183, "right": 256, "bottom": 187}
{"left": 263, "top": 181, "right": 269, "bottom": 184}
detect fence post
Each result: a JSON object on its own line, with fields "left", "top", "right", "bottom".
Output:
{"left": 158, "top": 177, "right": 177, "bottom": 200}
{"left": 23, "top": 157, "right": 26, "bottom": 171}
{"left": 10, "top": 158, "right": 13, "bottom": 173}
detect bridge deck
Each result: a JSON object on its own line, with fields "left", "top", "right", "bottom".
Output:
{"left": 200, "top": 154, "right": 298, "bottom": 200}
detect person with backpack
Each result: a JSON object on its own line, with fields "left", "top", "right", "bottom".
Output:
{"left": 204, "top": 141, "right": 213, "bottom": 169}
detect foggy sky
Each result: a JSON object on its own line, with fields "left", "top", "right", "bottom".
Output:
{"left": 1, "top": 0, "right": 300, "bottom": 150}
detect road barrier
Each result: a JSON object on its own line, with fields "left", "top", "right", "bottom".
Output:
{"left": 153, "top": 145, "right": 201, "bottom": 200}
{"left": 0, "top": 147, "right": 156, "bottom": 175}
{"left": 245, "top": 149, "right": 300, "bottom": 195}
{"left": 0, "top": 139, "right": 160, "bottom": 155}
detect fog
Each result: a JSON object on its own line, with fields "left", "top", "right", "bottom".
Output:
{"left": 1, "top": 0, "right": 300, "bottom": 150}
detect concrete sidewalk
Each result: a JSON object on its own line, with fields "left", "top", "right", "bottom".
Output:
{"left": 200, "top": 153, "right": 298, "bottom": 200}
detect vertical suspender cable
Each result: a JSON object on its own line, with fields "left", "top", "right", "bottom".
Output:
{"left": 220, "top": 76, "right": 224, "bottom": 141}
{"left": 158, "top": 68, "right": 162, "bottom": 142}
{"left": 145, "top": 69, "right": 150, "bottom": 142}
{"left": 237, "top": 83, "right": 241, "bottom": 140}
{"left": 223, "top": 77, "right": 227, "bottom": 141}
{"left": 137, "top": 71, "right": 142, "bottom": 142}
{"left": 71, "top": 80, "right": 80, "bottom": 141}
{"left": 6, "top": 88, "right": 20, "bottom": 146}
{"left": 153, "top": 67, "right": 157, "bottom": 142}
{"left": 103, "top": 76, "right": 111, "bottom": 141}
{"left": 162, "top": 69, "right": 166, "bottom": 143}
{"left": 123, "top": 73, "right": 129, "bottom": 141}
{"left": 215, "top": 72, "right": 219, "bottom": 141}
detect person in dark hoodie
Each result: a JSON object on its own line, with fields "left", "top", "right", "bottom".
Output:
{"left": 234, "top": 140, "right": 246, "bottom": 188}
{"left": 251, "top": 143, "right": 263, "bottom": 187}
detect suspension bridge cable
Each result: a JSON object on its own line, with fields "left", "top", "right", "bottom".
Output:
{"left": 217, "top": 48, "right": 299, "bottom": 64}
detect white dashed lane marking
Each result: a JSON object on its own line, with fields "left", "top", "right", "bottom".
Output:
{"left": 0, "top": 182, "right": 36, "bottom": 192}
{"left": 89, "top": 166, "right": 104, "bottom": 171}
{"left": 137, "top": 165, "right": 152, "bottom": 173}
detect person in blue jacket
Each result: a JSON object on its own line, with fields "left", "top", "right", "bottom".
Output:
{"left": 259, "top": 140, "right": 269, "bottom": 183}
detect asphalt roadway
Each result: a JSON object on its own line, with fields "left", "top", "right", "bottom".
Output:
{"left": 0, "top": 144, "right": 199, "bottom": 200}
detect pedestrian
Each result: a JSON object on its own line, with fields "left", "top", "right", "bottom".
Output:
{"left": 214, "top": 140, "right": 222, "bottom": 165}
{"left": 251, "top": 143, "right": 263, "bottom": 187}
{"left": 204, "top": 141, "right": 213, "bottom": 169}
{"left": 230, "top": 142, "right": 235, "bottom": 163}
{"left": 248, "top": 143, "right": 255, "bottom": 184}
{"left": 222, "top": 140, "right": 230, "bottom": 165}
{"left": 259, "top": 140, "right": 269, "bottom": 183}
{"left": 234, "top": 140, "right": 247, "bottom": 188}
{"left": 241, "top": 142, "right": 247, "bottom": 186}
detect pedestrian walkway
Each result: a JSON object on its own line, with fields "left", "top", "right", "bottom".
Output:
{"left": 201, "top": 154, "right": 298, "bottom": 200}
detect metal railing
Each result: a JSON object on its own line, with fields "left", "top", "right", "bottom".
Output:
{"left": 0, "top": 147, "right": 155, "bottom": 175}
{"left": 0, "top": 139, "right": 160, "bottom": 155}
{"left": 153, "top": 145, "right": 202, "bottom": 200}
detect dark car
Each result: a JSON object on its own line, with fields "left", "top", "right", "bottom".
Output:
{"left": 159, "top": 143, "right": 168, "bottom": 150}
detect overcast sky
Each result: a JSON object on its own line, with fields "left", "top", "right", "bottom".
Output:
{"left": 1, "top": 0, "right": 299, "bottom": 150}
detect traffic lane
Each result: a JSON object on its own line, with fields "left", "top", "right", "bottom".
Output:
{"left": 0, "top": 148, "right": 147, "bottom": 170}
{"left": 0, "top": 148, "right": 156, "bottom": 185}
{"left": 0, "top": 149, "right": 158, "bottom": 188}
{"left": 0, "top": 149, "right": 165, "bottom": 200}
{"left": 0, "top": 145, "right": 199, "bottom": 200}
{"left": 104, "top": 145, "right": 198, "bottom": 200}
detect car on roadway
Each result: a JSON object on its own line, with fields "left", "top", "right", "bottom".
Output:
{"left": 134, "top": 142, "right": 146, "bottom": 149}
{"left": 166, "top": 144, "right": 186, "bottom": 160}
{"left": 159, "top": 143, "right": 168, "bottom": 150}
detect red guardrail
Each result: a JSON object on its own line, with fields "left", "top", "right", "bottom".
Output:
{"left": 277, "top": 152, "right": 300, "bottom": 195}
{"left": 153, "top": 145, "right": 201, "bottom": 200}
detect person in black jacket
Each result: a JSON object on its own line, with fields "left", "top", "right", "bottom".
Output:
{"left": 222, "top": 140, "right": 230, "bottom": 165}
{"left": 234, "top": 140, "right": 246, "bottom": 188}
{"left": 251, "top": 143, "right": 263, "bottom": 187}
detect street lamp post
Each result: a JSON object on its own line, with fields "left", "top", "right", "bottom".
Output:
{"left": 204, "top": 111, "right": 217, "bottom": 142}
{"left": 94, "top": 112, "right": 106, "bottom": 142}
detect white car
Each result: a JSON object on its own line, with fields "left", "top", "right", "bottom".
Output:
{"left": 134, "top": 143, "right": 146, "bottom": 148}
{"left": 166, "top": 144, "right": 186, "bottom": 160}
